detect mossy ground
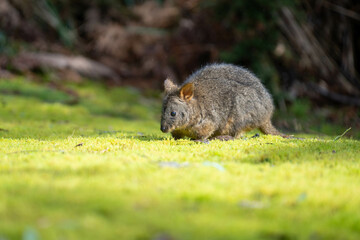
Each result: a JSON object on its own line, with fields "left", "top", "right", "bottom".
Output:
{"left": 0, "top": 78, "right": 359, "bottom": 240}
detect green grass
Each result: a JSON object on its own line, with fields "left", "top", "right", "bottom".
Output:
{"left": 0, "top": 78, "right": 359, "bottom": 240}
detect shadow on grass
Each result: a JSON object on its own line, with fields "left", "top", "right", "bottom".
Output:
{"left": 0, "top": 78, "right": 159, "bottom": 124}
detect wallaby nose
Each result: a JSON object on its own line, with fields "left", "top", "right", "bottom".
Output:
{"left": 160, "top": 125, "right": 167, "bottom": 133}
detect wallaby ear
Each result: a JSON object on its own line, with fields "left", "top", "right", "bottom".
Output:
{"left": 179, "top": 83, "right": 194, "bottom": 101}
{"left": 164, "top": 78, "right": 178, "bottom": 93}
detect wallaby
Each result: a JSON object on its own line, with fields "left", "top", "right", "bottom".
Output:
{"left": 160, "top": 63, "right": 283, "bottom": 140}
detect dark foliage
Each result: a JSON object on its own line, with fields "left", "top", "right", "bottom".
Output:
{"left": 0, "top": 0, "right": 359, "bottom": 115}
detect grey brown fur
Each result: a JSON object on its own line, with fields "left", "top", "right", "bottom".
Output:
{"left": 160, "top": 63, "right": 282, "bottom": 140}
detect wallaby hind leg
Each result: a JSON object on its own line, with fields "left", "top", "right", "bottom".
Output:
{"left": 259, "top": 120, "right": 283, "bottom": 136}
{"left": 260, "top": 121, "right": 303, "bottom": 139}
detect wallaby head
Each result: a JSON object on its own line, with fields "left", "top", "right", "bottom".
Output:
{"left": 161, "top": 78, "right": 195, "bottom": 133}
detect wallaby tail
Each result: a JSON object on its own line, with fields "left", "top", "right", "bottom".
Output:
{"left": 259, "top": 120, "right": 283, "bottom": 136}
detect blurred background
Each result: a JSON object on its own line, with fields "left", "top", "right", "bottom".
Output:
{"left": 0, "top": 0, "right": 359, "bottom": 136}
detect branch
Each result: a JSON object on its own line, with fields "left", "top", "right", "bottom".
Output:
{"left": 278, "top": 7, "right": 359, "bottom": 95}
{"left": 323, "top": 1, "right": 360, "bottom": 21}
{"left": 13, "top": 52, "right": 120, "bottom": 82}
{"left": 307, "top": 83, "right": 360, "bottom": 107}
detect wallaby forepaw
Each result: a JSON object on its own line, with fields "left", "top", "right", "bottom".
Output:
{"left": 210, "top": 135, "right": 235, "bottom": 141}
{"left": 250, "top": 133, "right": 260, "bottom": 138}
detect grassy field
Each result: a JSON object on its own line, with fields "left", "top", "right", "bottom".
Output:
{"left": 0, "top": 78, "right": 359, "bottom": 240}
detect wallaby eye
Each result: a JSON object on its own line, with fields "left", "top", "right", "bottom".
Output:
{"left": 170, "top": 111, "right": 176, "bottom": 117}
